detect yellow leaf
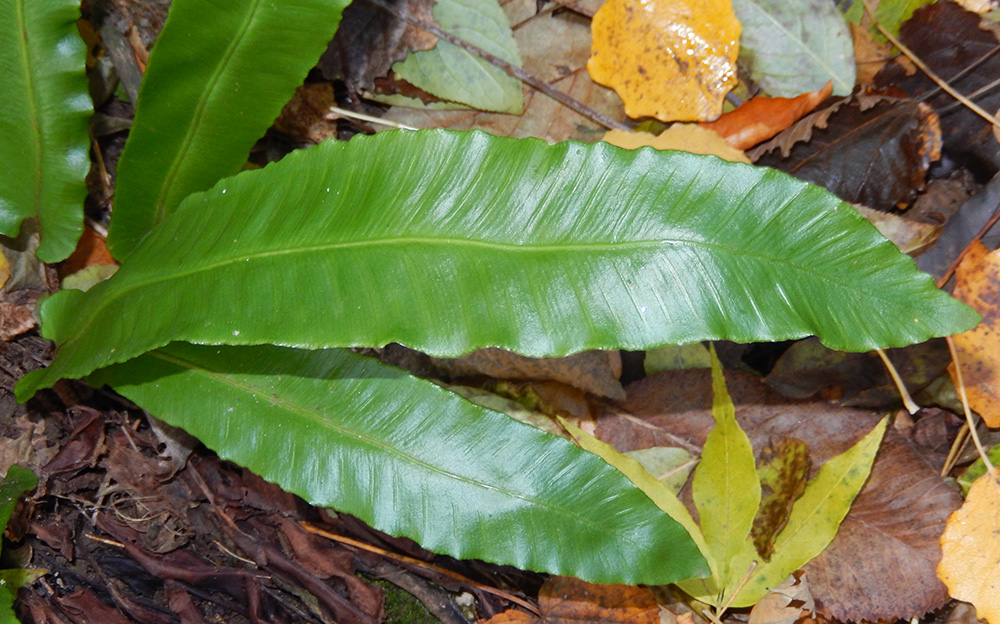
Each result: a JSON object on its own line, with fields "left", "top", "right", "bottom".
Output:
{"left": 949, "top": 241, "right": 1000, "bottom": 426}
{"left": 588, "top": 0, "right": 740, "bottom": 122}
{"left": 603, "top": 125, "right": 751, "bottom": 163}
{"left": 938, "top": 474, "right": 1000, "bottom": 624}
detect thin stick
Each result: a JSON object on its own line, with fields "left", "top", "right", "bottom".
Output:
{"left": 327, "top": 106, "right": 419, "bottom": 131}
{"left": 715, "top": 560, "right": 757, "bottom": 619}
{"left": 367, "top": 0, "right": 631, "bottom": 131}
{"left": 941, "top": 423, "right": 970, "bottom": 477}
{"left": 946, "top": 336, "right": 995, "bottom": 476}
{"left": 301, "top": 522, "right": 541, "bottom": 614}
{"left": 875, "top": 348, "right": 920, "bottom": 414}
{"left": 864, "top": 0, "right": 1000, "bottom": 131}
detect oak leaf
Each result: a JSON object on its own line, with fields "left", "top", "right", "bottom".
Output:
{"left": 588, "top": 0, "right": 740, "bottom": 121}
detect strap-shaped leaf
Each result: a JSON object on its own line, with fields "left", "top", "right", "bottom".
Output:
{"left": 16, "top": 130, "right": 978, "bottom": 400}
{"left": 0, "top": 0, "right": 89, "bottom": 262}
{"left": 88, "top": 343, "right": 709, "bottom": 585}
{"left": 109, "top": 0, "right": 349, "bottom": 259}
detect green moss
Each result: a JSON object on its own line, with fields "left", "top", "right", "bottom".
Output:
{"left": 373, "top": 579, "right": 441, "bottom": 624}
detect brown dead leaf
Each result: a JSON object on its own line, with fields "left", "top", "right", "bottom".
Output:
{"left": 752, "top": 96, "right": 942, "bottom": 210}
{"left": 274, "top": 83, "right": 339, "bottom": 144}
{"left": 487, "top": 576, "right": 658, "bottom": 624}
{"left": 948, "top": 241, "right": 1000, "bottom": 426}
{"left": 850, "top": 22, "right": 892, "bottom": 86}
{"left": 432, "top": 348, "right": 625, "bottom": 400}
{"left": 747, "top": 573, "right": 814, "bottom": 624}
{"left": 938, "top": 474, "right": 1000, "bottom": 624}
{"left": 597, "top": 369, "right": 961, "bottom": 621}
{"left": 603, "top": 125, "right": 751, "bottom": 163}
{"left": 588, "top": 0, "right": 740, "bottom": 121}
{"left": 699, "top": 82, "right": 833, "bottom": 150}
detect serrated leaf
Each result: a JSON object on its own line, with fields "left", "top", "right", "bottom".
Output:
{"left": 729, "top": 417, "right": 888, "bottom": 607}
{"left": 734, "top": 0, "right": 856, "bottom": 96}
{"left": 89, "top": 343, "right": 708, "bottom": 585}
{"left": 0, "top": 0, "right": 89, "bottom": 262}
{"left": 391, "top": 0, "right": 523, "bottom": 114}
{"left": 691, "top": 348, "right": 760, "bottom": 595}
{"left": 108, "top": 0, "right": 350, "bottom": 259}
{"left": 15, "top": 130, "right": 978, "bottom": 400}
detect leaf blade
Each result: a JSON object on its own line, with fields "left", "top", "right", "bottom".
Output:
{"left": 690, "top": 348, "right": 761, "bottom": 597}
{"left": 89, "top": 343, "right": 708, "bottom": 585}
{"left": 734, "top": 0, "right": 856, "bottom": 96}
{"left": 730, "top": 417, "right": 889, "bottom": 607}
{"left": 0, "top": 0, "right": 89, "bottom": 262}
{"left": 17, "top": 130, "right": 978, "bottom": 399}
{"left": 108, "top": 0, "right": 349, "bottom": 258}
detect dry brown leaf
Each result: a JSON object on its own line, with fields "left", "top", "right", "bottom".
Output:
{"left": 938, "top": 474, "right": 1000, "bottom": 624}
{"left": 487, "top": 576, "right": 659, "bottom": 624}
{"left": 587, "top": 0, "right": 740, "bottom": 122}
{"left": 949, "top": 241, "right": 1000, "bottom": 426}
{"left": 597, "top": 369, "right": 961, "bottom": 621}
{"left": 699, "top": 82, "right": 832, "bottom": 150}
{"left": 432, "top": 348, "right": 625, "bottom": 400}
{"left": 747, "top": 98, "right": 847, "bottom": 160}
{"left": 747, "top": 573, "right": 814, "bottom": 624}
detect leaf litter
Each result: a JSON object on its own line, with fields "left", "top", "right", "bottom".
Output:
{"left": 10, "top": 0, "right": 1000, "bottom": 622}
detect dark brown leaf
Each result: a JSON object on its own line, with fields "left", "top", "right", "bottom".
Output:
{"left": 874, "top": 2, "right": 1000, "bottom": 172}
{"left": 596, "top": 369, "right": 961, "bottom": 621}
{"left": 752, "top": 96, "right": 942, "bottom": 210}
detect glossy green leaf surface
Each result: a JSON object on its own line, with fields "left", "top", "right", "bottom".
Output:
{"left": 16, "top": 130, "right": 978, "bottom": 400}
{"left": 108, "top": 0, "right": 349, "bottom": 259}
{"left": 691, "top": 350, "right": 760, "bottom": 596}
{"left": 89, "top": 343, "right": 708, "bottom": 584}
{"left": 729, "top": 417, "right": 888, "bottom": 607}
{"left": 734, "top": 0, "right": 856, "bottom": 96}
{"left": 392, "top": 0, "right": 524, "bottom": 113}
{"left": 0, "top": 0, "right": 89, "bottom": 262}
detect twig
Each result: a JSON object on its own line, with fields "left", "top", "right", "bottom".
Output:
{"left": 864, "top": 0, "right": 1000, "bottom": 131}
{"left": 875, "top": 348, "right": 920, "bottom": 414}
{"left": 327, "top": 105, "right": 419, "bottom": 130}
{"left": 366, "top": 0, "right": 631, "bottom": 131}
{"left": 941, "top": 423, "right": 970, "bottom": 477}
{"left": 946, "top": 336, "right": 995, "bottom": 476}
{"left": 301, "top": 522, "right": 541, "bottom": 615}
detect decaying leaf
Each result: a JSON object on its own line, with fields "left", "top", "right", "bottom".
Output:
{"left": 949, "top": 241, "right": 1000, "bottom": 427}
{"left": 874, "top": 2, "right": 1000, "bottom": 171}
{"left": 938, "top": 474, "right": 1000, "bottom": 624}
{"left": 747, "top": 573, "right": 814, "bottom": 624}
{"left": 487, "top": 576, "right": 659, "bottom": 624}
{"left": 597, "top": 369, "right": 961, "bottom": 621}
{"left": 588, "top": 0, "right": 740, "bottom": 121}
{"left": 751, "top": 438, "right": 810, "bottom": 561}
{"left": 603, "top": 126, "right": 750, "bottom": 163}
{"left": 851, "top": 203, "right": 941, "bottom": 257}
{"left": 699, "top": 82, "right": 832, "bottom": 150}
{"left": 752, "top": 95, "right": 942, "bottom": 210}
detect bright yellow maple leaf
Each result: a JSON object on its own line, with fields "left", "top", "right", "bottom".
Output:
{"left": 588, "top": 0, "right": 740, "bottom": 122}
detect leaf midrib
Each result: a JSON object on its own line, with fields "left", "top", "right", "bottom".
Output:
{"left": 15, "top": 0, "right": 44, "bottom": 215}
{"left": 150, "top": 0, "right": 262, "bottom": 225}
{"left": 150, "top": 347, "right": 649, "bottom": 545}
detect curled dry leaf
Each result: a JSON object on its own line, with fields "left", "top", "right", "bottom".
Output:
{"left": 699, "top": 82, "right": 833, "bottom": 150}
{"left": 948, "top": 241, "right": 1000, "bottom": 427}
{"left": 588, "top": 0, "right": 740, "bottom": 121}
{"left": 938, "top": 474, "right": 1000, "bottom": 624}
